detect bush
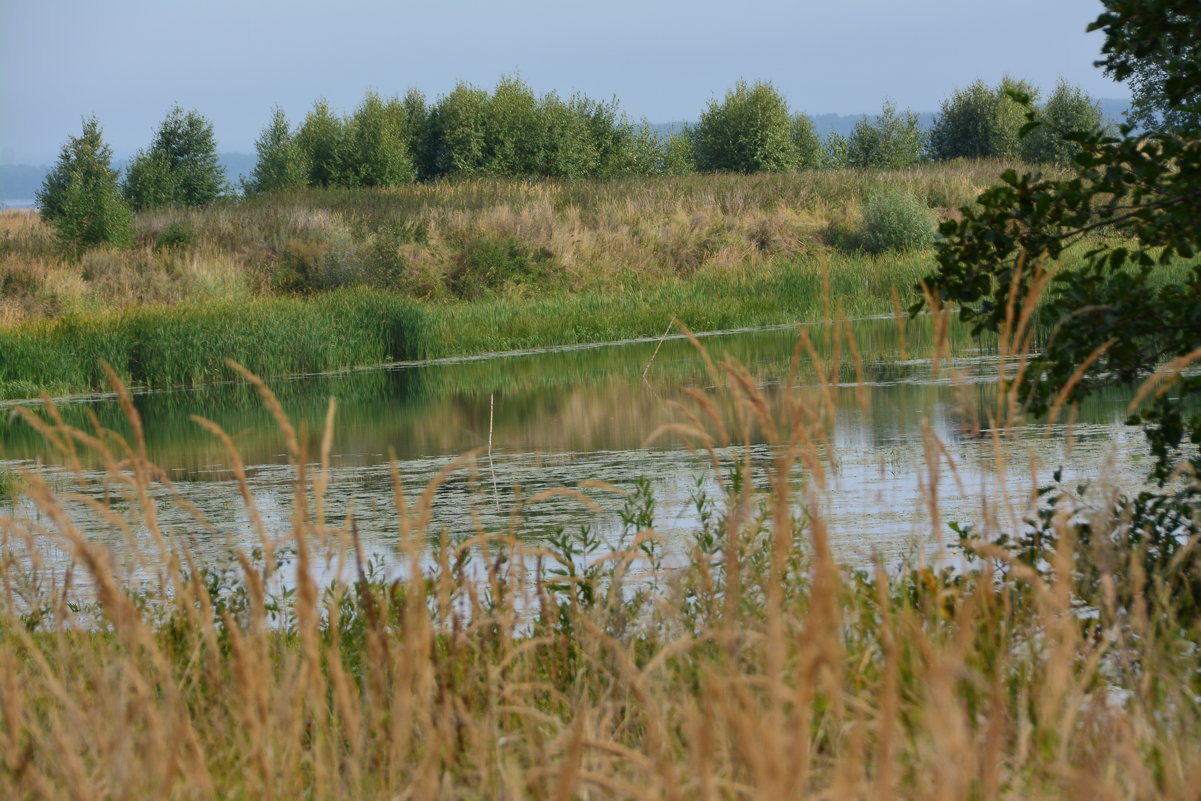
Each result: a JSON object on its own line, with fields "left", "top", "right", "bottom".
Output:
{"left": 856, "top": 190, "right": 935, "bottom": 253}
{"left": 154, "top": 221, "right": 196, "bottom": 250}
{"left": 449, "top": 236, "right": 561, "bottom": 298}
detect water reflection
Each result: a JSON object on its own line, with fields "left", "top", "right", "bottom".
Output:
{"left": 0, "top": 316, "right": 1150, "bottom": 567}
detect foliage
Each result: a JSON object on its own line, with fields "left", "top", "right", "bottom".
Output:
{"left": 791, "top": 113, "right": 823, "bottom": 169}
{"left": 35, "top": 117, "right": 133, "bottom": 250}
{"left": 154, "top": 220, "right": 196, "bottom": 250}
{"left": 690, "top": 79, "right": 800, "bottom": 173}
{"left": 1099, "top": 0, "right": 1200, "bottom": 132}
{"left": 846, "top": 99, "right": 925, "bottom": 169}
{"left": 344, "top": 91, "right": 417, "bottom": 187}
{"left": 1020, "top": 79, "right": 1106, "bottom": 166}
{"left": 123, "top": 106, "right": 227, "bottom": 210}
{"left": 927, "top": 77, "right": 1038, "bottom": 161}
{"left": 856, "top": 189, "right": 935, "bottom": 253}
{"left": 920, "top": 1, "right": 1201, "bottom": 505}
{"left": 296, "top": 99, "right": 348, "bottom": 188}
{"left": 822, "top": 131, "right": 849, "bottom": 169}
{"left": 448, "top": 236, "right": 561, "bottom": 299}
{"left": 426, "top": 83, "right": 489, "bottom": 177}
{"left": 243, "top": 107, "right": 309, "bottom": 195}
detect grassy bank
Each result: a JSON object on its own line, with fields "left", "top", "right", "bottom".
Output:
{"left": 1, "top": 349, "right": 1197, "bottom": 800}
{"left": 1, "top": 164, "right": 1009, "bottom": 326}
{"left": 2, "top": 160, "right": 1160, "bottom": 399}
{"left": 0, "top": 290, "right": 427, "bottom": 399}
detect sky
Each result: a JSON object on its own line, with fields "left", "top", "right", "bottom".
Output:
{"left": 0, "top": 0, "right": 1127, "bottom": 165}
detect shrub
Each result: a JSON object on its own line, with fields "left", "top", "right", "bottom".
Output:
{"left": 449, "top": 236, "right": 561, "bottom": 298}
{"left": 857, "top": 190, "right": 935, "bottom": 253}
{"left": 155, "top": 221, "right": 197, "bottom": 250}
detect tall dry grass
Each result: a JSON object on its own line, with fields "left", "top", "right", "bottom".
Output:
{"left": 1, "top": 287, "right": 1198, "bottom": 800}
{"left": 0, "top": 165, "right": 1007, "bottom": 326}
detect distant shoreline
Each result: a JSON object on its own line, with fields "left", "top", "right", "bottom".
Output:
{"left": 0, "top": 200, "right": 35, "bottom": 210}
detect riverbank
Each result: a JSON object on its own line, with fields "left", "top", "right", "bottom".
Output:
{"left": 1, "top": 161, "right": 1161, "bottom": 399}
{"left": 0, "top": 249, "right": 933, "bottom": 400}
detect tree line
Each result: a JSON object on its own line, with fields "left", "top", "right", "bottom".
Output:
{"left": 39, "top": 75, "right": 1106, "bottom": 248}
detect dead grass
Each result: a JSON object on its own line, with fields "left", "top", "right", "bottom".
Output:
{"left": 1, "top": 289, "right": 1197, "bottom": 800}
{"left": 0, "top": 164, "right": 1011, "bottom": 325}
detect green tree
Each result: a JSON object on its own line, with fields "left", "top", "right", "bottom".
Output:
{"left": 243, "top": 107, "right": 309, "bottom": 195}
{"left": 846, "top": 99, "right": 925, "bottom": 168}
{"left": 1020, "top": 79, "right": 1105, "bottom": 166}
{"left": 659, "top": 132, "right": 696, "bottom": 175}
{"left": 397, "top": 89, "right": 436, "bottom": 180}
{"left": 428, "top": 83, "right": 490, "bottom": 178}
{"left": 791, "top": 113, "right": 823, "bottom": 169}
{"left": 483, "top": 75, "right": 543, "bottom": 176}
{"left": 123, "top": 106, "right": 226, "bottom": 209}
{"left": 822, "top": 131, "right": 849, "bottom": 169}
{"left": 296, "top": 99, "right": 348, "bottom": 187}
{"left": 36, "top": 117, "right": 133, "bottom": 249}
{"left": 1101, "top": 2, "right": 1200, "bottom": 132}
{"left": 690, "top": 80, "right": 799, "bottom": 173}
{"left": 928, "top": 78, "right": 1036, "bottom": 161}
{"left": 919, "top": 1, "right": 1201, "bottom": 609}
{"left": 344, "top": 91, "right": 416, "bottom": 187}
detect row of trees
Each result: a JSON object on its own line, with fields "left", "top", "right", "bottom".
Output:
{"left": 245, "top": 75, "right": 1105, "bottom": 192}
{"left": 37, "top": 76, "right": 1107, "bottom": 248}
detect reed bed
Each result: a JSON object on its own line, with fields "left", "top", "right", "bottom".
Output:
{"left": 1, "top": 299, "right": 1198, "bottom": 800}
{"left": 0, "top": 289, "right": 428, "bottom": 399}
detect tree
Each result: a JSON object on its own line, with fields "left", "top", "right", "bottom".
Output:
{"left": 36, "top": 117, "right": 133, "bottom": 249}
{"left": 846, "top": 99, "right": 924, "bottom": 169}
{"left": 344, "top": 91, "right": 416, "bottom": 187}
{"left": 791, "top": 114, "right": 823, "bottom": 170}
{"left": 123, "top": 106, "right": 226, "bottom": 209}
{"left": 1020, "top": 79, "right": 1105, "bottom": 166}
{"left": 243, "top": 107, "right": 309, "bottom": 195}
{"left": 918, "top": 1, "right": 1201, "bottom": 608}
{"left": 690, "top": 80, "right": 799, "bottom": 173}
{"left": 928, "top": 78, "right": 1037, "bottom": 161}
{"left": 296, "top": 99, "right": 348, "bottom": 187}
{"left": 428, "top": 83, "right": 490, "bottom": 178}
{"left": 1101, "top": 1, "right": 1200, "bottom": 132}
{"left": 822, "top": 131, "right": 849, "bottom": 169}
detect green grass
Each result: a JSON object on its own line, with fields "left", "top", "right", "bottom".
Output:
{"left": 0, "top": 289, "right": 428, "bottom": 398}
{"left": 0, "top": 251, "right": 930, "bottom": 399}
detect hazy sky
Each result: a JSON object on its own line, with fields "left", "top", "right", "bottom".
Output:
{"left": 1, "top": 0, "right": 1126, "bottom": 164}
